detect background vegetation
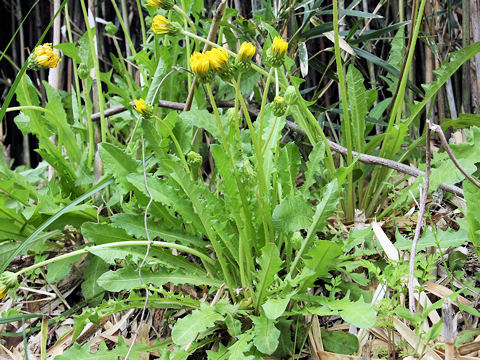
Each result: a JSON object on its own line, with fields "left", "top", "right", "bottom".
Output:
{"left": 0, "top": 0, "right": 480, "bottom": 359}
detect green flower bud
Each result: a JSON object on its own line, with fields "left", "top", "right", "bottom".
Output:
{"left": 105, "top": 22, "right": 118, "bottom": 35}
{"left": 239, "top": 161, "right": 256, "bottom": 185}
{"left": 187, "top": 151, "right": 203, "bottom": 167}
{"left": 77, "top": 63, "right": 90, "bottom": 80}
{"left": 291, "top": 231, "right": 303, "bottom": 250}
{"left": 226, "top": 108, "right": 237, "bottom": 126}
{"left": 284, "top": 86, "right": 297, "bottom": 105}
{"left": 0, "top": 271, "right": 18, "bottom": 299}
{"left": 272, "top": 96, "right": 287, "bottom": 117}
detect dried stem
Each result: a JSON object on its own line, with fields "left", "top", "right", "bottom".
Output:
{"left": 89, "top": 104, "right": 464, "bottom": 197}
{"left": 408, "top": 120, "right": 431, "bottom": 314}
{"left": 443, "top": 298, "right": 456, "bottom": 360}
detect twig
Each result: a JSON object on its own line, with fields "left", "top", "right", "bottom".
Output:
{"left": 285, "top": 120, "right": 463, "bottom": 197}
{"left": 89, "top": 104, "right": 463, "bottom": 197}
{"left": 430, "top": 123, "right": 480, "bottom": 189}
{"left": 184, "top": 0, "right": 227, "bottom": 111}
{"left": 408, "top": 120, "right": 432, "bottom": 314}
{"left": 443, "top": 298, "right": 456, "bottom": 360}
{"left": 125, "top": 136, "right": 153, "bottom": 360}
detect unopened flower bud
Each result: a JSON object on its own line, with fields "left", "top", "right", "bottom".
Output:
{"left": 105, "top": 22, "right": 118, "bottom": 35}
{"left": 234, "top": 42, "right": 255, "bottom": 73}
{"left": 151, "top": 15, "right": 182, "bottom": 36}
{"left": 266, "top": 37, "right": 288, "bottom": 68}
{"left": 77, "top": 63, "right": 90, "bottom": 80}
{"left": 0, "top": 271, "right": 18, "bottom": 300}
{"left": 187, "top": 151, "right": 203, "bottom": 167}
{"left": 272, "top": 96, "right": 287, "bottom": 117}
{"left": 146, "top": 0, "right": 175, "bottom": 10}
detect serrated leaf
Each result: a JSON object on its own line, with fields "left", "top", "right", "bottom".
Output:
{"left": 262, "top": 292, "right": 294, "bottom": 320}
{"left": 340, "top": 298, "right": 376, "bottom": 328}
{"left": 251, "top": 315, "right": 280, "bottom": 355}
{"left": 304, "top": 240, "right": 342, "bottom": 278}
{"left": 81, "top": 222, "right": 134, "bottom": 245}
{"left": 346, "top": 65, "right": 368, "bottom": 153}
{"left": 98, "top": 142, "right": 138, "bottom": 189}
{"left": 272, "top": 195, "right": 313, "bottom": 233}
{"left": 302, "top": 142, "right": 325, "bottom": 195}
{"left": 81, "top": 256, "right": 109, "bottom": 302}
{"left": 172, "top": 303, "right": 223, "bottom": 346}
{"left": 278, "top": 142, "right": 301, "bottom": 196}
{"left": 180, "top": 110, "right": 223, "bottom": 142}
{"left": 228, "top": 330, "right": 254, "bottom": 359}
{"left": 97, "top": 268, "right": 222, "bottom": 292}
{"left": 255, "top": 243, "right": 283, "bottom": 306}
{"left": 47, "top": 254, "right": 83, "bottom": 284}
{"left": 111, "top": 213, "right": 206, "bottom": 248}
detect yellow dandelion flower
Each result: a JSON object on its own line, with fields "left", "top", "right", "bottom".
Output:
{"left": 0, "top": 284, "right": 6, "bottom": 300}
{"left": 190, "top": 51, "right": 213, "bottom": 83}
{"left": 206, "top": 48, "right": 229, "bottom": 71}
{"left": 146, "top": 0, "right": 175, "bottom": 10}
{"left": 267, "top": 37, "right": 288, "bottom": 67}
{"left": 151, "top": 14, "right": 181, "bottom": 36}
{"left": 134, "top": 99, "right": 152, "bottom": 117}
{"left": 238, "top": 42, "right": 256, "bottom": 62}
{"left": 271, "top": 37, "right": 288, "bottom": 58}
{"left": 29, "top": 43, "right": 61, "bottom": 69}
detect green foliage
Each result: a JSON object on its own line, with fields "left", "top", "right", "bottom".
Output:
{"left": 4, "top": 1, "right": 478, "bottom": 358}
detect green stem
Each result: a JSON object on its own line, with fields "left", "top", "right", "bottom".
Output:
{"left": 174, "top": 4, "right": 196, "bottom": 34}
{"left": 82, "top": 79, "right": 95, "bottom": 167}
{"left": 205, "top": 83, "right": 254, "bottom": 286}
{"left": 156, "top": 116, "right": 190, "bottom": 174}
{"left": 333, "top": 0, "right": 354, "bottom": 220}
{"left": 135, "top": 0, "right": 147, "bottom": 44}
{"left": 16, "top": 240, "right": 215, "bottom": 277}
{"left": 80, "top": 0, "right": 107, "bottom": 143}
{"left": 64, "top": 4, "right": 82, "bottom": 119}
{"left": 256, "top": 68, "right": 274, "bottom": 151}
{"left": 110, "top": 0, "right": 147, "bottom": 82}
{"left": 233, "top": 79, "right": 273, "bottom": 244}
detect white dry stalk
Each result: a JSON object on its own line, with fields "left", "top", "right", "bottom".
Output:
{"left": 408, "top": 121, "right": 431, "bottom": 315}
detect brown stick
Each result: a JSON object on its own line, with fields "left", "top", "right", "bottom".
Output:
{"left": 285, "top": 120, "right": 463, "bottom": 197}
{"left": 183, "top": 0, "right": 227, "bottom": 111}
{"left": 408, "top": 120, "right": 431, "bottom": 314}
{"left": 89, "top": 104, "right": 464, "bottom": 197}
{"left": 443, "top": 298, "right": 456, "bottom": 360}
{"left": 430, "top": 123, "right": 480, "bottom": 189}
